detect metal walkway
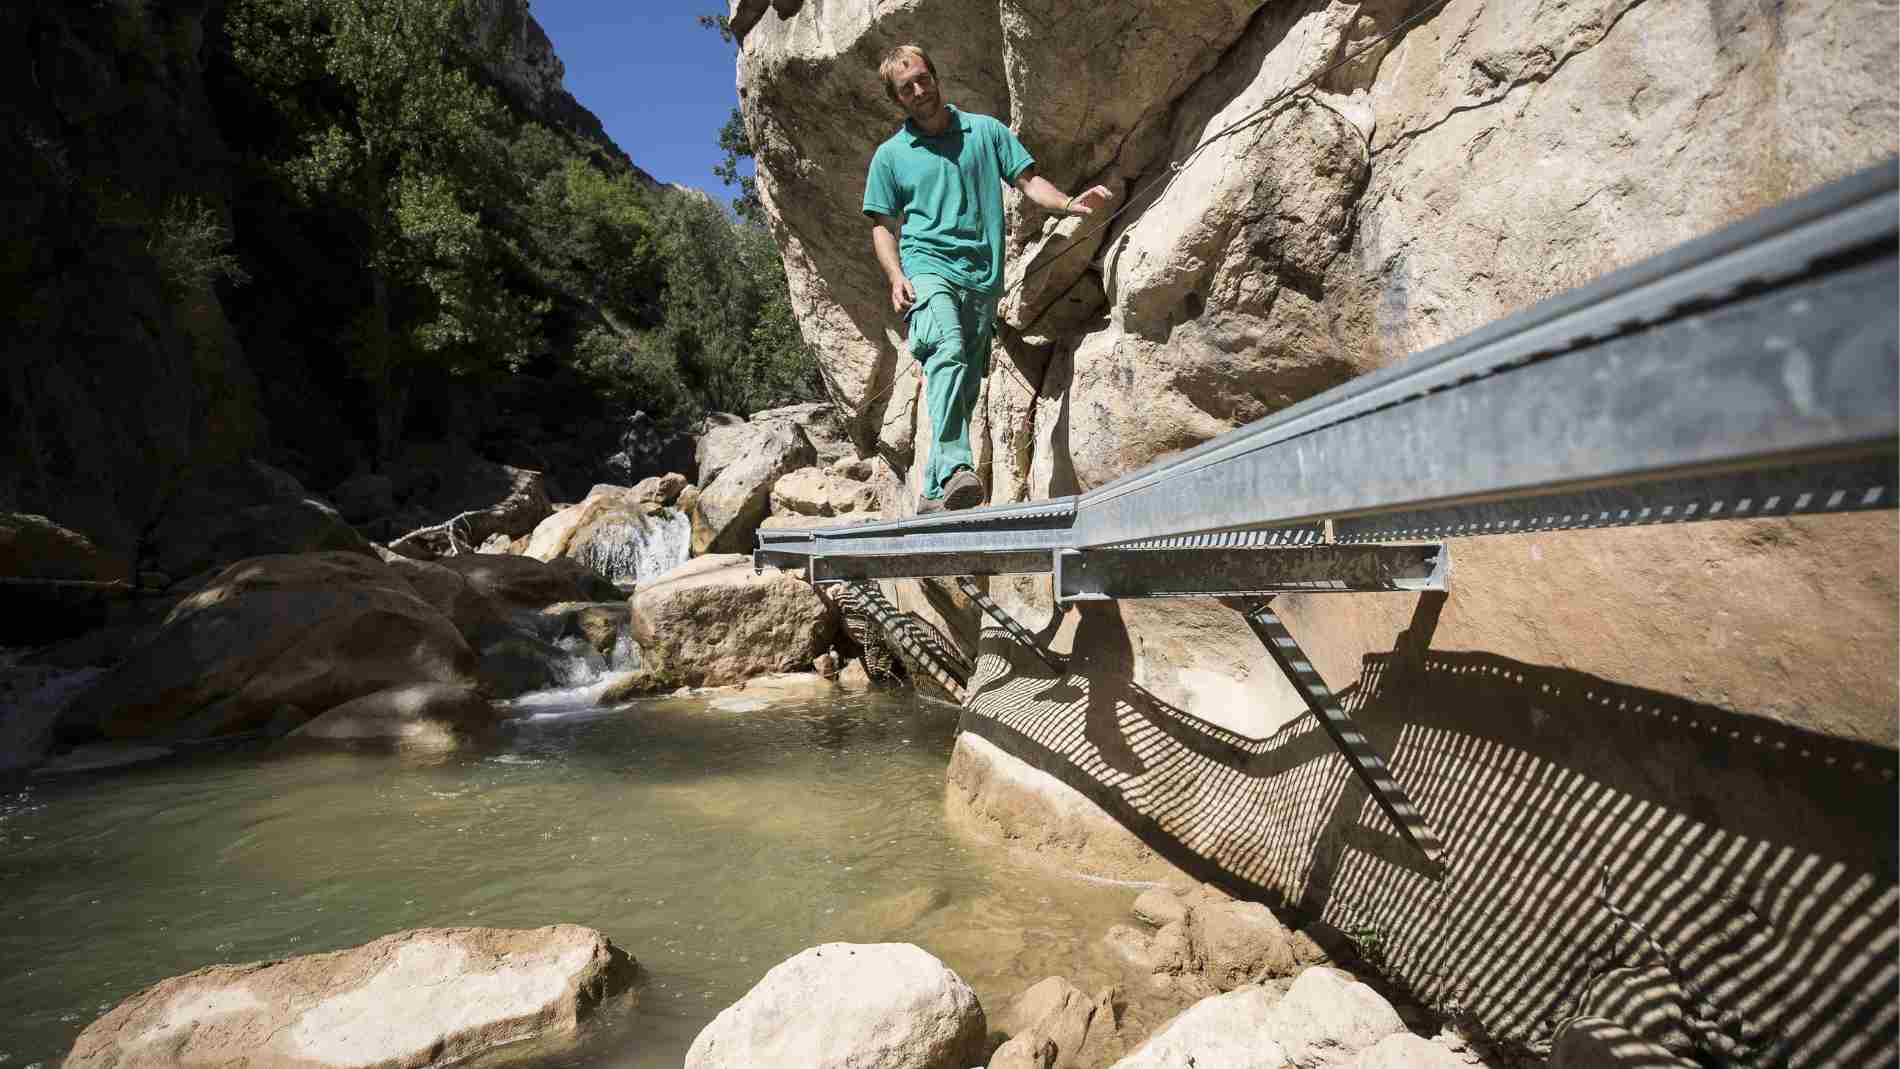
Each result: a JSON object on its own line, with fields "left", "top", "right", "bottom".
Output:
{"left": 757, "top": 159, "right": 1900, "bottom": 866}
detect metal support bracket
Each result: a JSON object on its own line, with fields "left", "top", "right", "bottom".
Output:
{"left": 1245, "top": 601, "right": 1447, "bottom": 868}
{"left": 954, "top": 576, "right": 1066, "bottom": 673}
{"left": 1056, "top": 544, "right": 1449, "bottom": 603}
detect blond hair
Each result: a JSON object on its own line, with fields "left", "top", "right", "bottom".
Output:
{"left": 877, "top": 44, "right": 938, "bottom": 104}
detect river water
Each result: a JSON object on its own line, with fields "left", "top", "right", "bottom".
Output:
{"left": 0, "top": 686, "right": 1153, "bottom": 1066}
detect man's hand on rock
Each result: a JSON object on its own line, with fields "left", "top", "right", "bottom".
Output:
{"left": 891, "top": 276, "right": 916, "bottom": 314}
{"left": 1067, "top": 185, "right": 1116, "bottom": 217}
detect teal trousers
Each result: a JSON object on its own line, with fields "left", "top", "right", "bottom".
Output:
{"left": 906, "top": 275, "right": 999, "bottom": 501}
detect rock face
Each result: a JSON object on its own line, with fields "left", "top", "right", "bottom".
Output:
{"left": 629, "top": 555, "right": 836, "bottom": 687}
{"left": 739, "top": 1, "right": 1900, "bottom": 1060}
{"left": 64, "top": 925, "right": 632, "bottom": 1069}
{"left": 59, "top": 552, "right": 478, "bottom": 740}
{"left": 684, "top": 942, "right": 986, "bottom": 1069}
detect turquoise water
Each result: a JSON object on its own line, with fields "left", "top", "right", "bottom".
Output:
{"left": 0, "top": 689, "right": 1149, "bottom": 1066}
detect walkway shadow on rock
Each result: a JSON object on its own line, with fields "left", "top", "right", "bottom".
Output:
{"left": 959, "top": 593, "right": 1898, "bottom": 1064}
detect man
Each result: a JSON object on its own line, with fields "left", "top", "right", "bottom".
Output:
{"left": 863, "top": 44, "right": 1113, "bottom": 513}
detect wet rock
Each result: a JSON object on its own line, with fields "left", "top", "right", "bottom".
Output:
{"left": 64, "top": 925, "right": 633, "bottom": 1069}
{"left": 59, "top": 552, "right": 477, "bottom": 740}
{"left": 684, "top": 942, "right": 985, "bottom": 1069}
{"left": 31, "top": 741, "right": 175, "bottom": 778}
{"left": 290, "top": 683, "right": 497, "bottom": 748}
{"left": 0, "top": 659, "right": 108, "bottom": 775}
{"left": 860, "top": 885, "right": 952, "bottom": 934}
{"left": 630, "top": 555, "right": 836, "bottom": 688}
{"left": 1132, "top": 888, "right": 1188, "bottom": 929}
{"left": 473, "top": 631, "right": 569, "bottom": 699}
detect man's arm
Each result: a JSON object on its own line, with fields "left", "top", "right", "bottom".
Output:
{"left": 870, "top": 213, "right": 914, "bottom": 313}
{"left": 1012, "top": 169, "right": 1115, "bottom": 218}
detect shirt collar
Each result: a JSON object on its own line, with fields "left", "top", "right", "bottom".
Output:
{"left": 904, "top": 104, "right": 969, "bottom": 143}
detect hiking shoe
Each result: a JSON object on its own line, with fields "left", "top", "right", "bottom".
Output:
{"left": 916, "top": 494, "right": 945, "bottom": 515}
{"left": 943, "top": 467, "right": 985, "bottom": 511}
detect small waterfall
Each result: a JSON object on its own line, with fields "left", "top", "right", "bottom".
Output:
{"left": 573, "top": 507, "right": 692, "bottom": 586}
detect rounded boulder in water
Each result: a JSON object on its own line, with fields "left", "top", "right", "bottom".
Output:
{"left": 685, "top": 942, "right": 986, "bottom": 1069}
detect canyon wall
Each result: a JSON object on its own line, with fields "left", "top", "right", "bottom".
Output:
{"left": 734, "top": 0, "right": 1898, "bottom": 1062}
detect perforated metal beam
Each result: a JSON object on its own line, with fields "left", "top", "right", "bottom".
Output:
{"left": 1054, "top": 544, "right": 1448, "bottom": 602}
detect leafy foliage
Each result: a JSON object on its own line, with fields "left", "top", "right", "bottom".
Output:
{"left": 212, "top": 0, "right": 818, "bottom": 464}
{"left": 148, "top": 198, "right": 250, "bottom": 300}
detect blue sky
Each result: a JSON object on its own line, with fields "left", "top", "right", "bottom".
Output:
{"left": 530, "top": 2, "right": 745, "bottom": 195}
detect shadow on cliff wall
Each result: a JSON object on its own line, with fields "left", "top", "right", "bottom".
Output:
{"left": 960, "top": 595, "right": 1898, "bottom": 1063}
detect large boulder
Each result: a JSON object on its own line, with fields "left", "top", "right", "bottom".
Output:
{"left": 690, "top": 421, "right": 816, "bottom": 554}
{"left": 147, "top": 460, "right": 373, "bottom": 581}
{"left": 64, "top": 925, "right": 633, "bottom": 1069}
{"left": 685, "top": 942, "right": 986, "bottom": 1069}
{"left": 1110, "top": 967, "right": 1404, "bottom": 1069}
{"left": 629, "top": 555, "right": 836, "bottom": 687}
{"left": 59, "top": 552, "right": 477, "bottom": 740}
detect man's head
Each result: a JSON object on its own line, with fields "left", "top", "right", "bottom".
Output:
{"left": 879, "top": 44, "right": 944, "bottom": 127}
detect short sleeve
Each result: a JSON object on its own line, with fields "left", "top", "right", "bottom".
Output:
{"left": 993, "top": 120, "right": 1034, "bottom": 184}
{"left": 863, "top": 146, "right": 901, "bottom": 219}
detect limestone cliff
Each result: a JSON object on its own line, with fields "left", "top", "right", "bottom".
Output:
{"left": 462, "top": 0, "right": 658, "bottom": 186}
{"left": 734, "top": 0, "right": 1898, "bottom": 1063}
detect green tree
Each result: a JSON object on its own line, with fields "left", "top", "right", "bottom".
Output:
{"left": 227, "top": 0, "right": 525, "bottom": 458}
{"left": 712, "top": 106, "right": 764, "bottom": 226}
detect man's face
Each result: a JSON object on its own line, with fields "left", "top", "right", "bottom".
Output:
{"left": 889, "top": 56, "right": 942, "bottom": 125}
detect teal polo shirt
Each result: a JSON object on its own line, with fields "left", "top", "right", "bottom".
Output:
{"left": 863, "top": 105, "right": 1035, "bottom": 296}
